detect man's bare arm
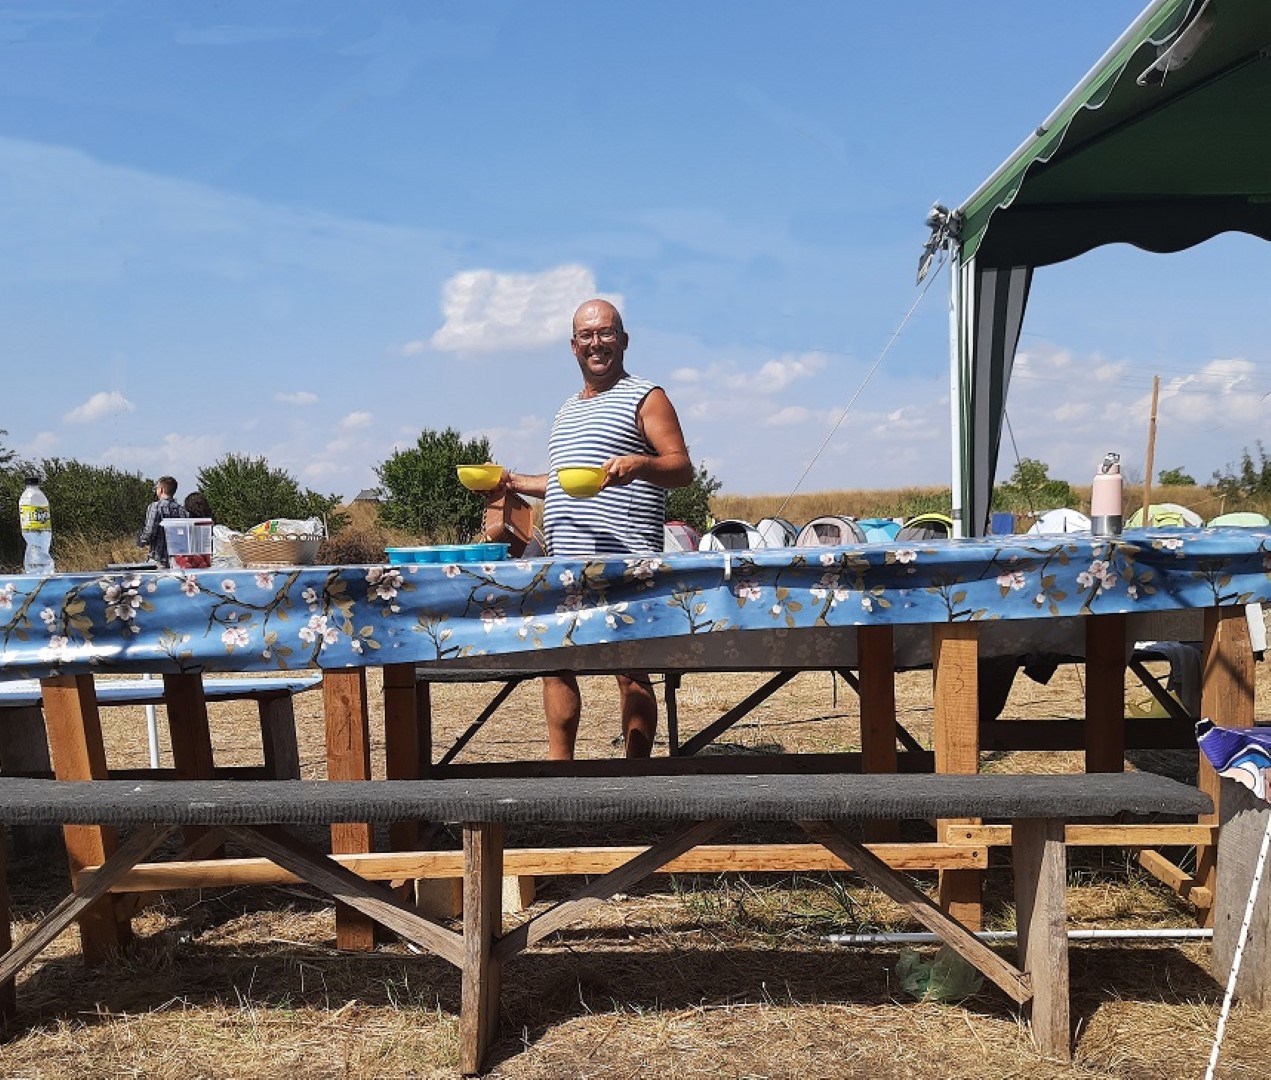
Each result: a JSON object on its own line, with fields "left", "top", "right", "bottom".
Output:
{"left": 603, "top": 388, "right": 693, "bottom": 489}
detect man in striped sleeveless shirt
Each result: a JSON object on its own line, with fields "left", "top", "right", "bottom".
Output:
{"left": 496, "top": 299, "right": 693, "bottom": 759}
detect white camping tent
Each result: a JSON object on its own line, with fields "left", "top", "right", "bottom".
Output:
{"left": 756, "top": 517, "right": 798, "bottom": 548}
{"left": 796, "top": 515, "right": 868, "bottom": 545}
{"left": 699, "top": 520, "right": 767, "bottom": 551}
{"left": 1026, "top": 508, "right": 1091, "bottom": 535}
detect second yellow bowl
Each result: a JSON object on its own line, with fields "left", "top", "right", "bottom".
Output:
{"left": 456, "top": 464, "right": 504, "bottom": 491}
{"left": 557, "top": 465, "right": 607, "bottom": 498}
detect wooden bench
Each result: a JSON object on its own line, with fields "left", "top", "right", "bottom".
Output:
{"left": 0, "top": 675, "right": 320, "bottom": 784}
{"left": 0, "top": 771, "right": 1210, "bottom": 1074}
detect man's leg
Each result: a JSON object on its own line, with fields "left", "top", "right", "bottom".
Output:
{"left": 542, "top": 674, "right": 581, "bottom": 760}
{"left": 616, "top": 672, "right": 657, "bottom": 758}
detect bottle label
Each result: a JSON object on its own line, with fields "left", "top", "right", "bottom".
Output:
{"left": 19, "top": 504, "right": 51, "bottom": 530}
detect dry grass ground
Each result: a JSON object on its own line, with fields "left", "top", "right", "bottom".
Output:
{"left": 1, "top": 657, "right": 1269, "bottom": 1078}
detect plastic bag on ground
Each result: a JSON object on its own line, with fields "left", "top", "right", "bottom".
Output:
{"left": 895, "top": 945, "right": 985, "bottom": 1003}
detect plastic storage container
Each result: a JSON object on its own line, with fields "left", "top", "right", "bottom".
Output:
{"left": 161, "top": 517, "right": 215, "bottom": 569}
{"left": 385, "top": 543, "right": 509, "bottom": 565}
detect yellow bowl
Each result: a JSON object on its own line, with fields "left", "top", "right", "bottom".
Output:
{"left": 557, "top": 465, "right": 607, "bottom": 499}
{"left": 456, "top": 464, "right": 504, "bottom": 492}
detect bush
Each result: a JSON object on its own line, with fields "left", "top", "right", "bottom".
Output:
{"left": 1158, "top": 466, "right": 1196, "bottom": 486}
{"left": 376, "top": 428, "right": 492, "bottom": 543}
{"left": 1213, "top": 441, "right": 1271, "bottom": 501}
{"left": 665, "top": 457, "right": 723, "bottom": 533}
{"left": 196, "top": 454, "right": 346, "bottom": 534}
{"left": 993, "top": 458, "right": 1073, "bottom": 513}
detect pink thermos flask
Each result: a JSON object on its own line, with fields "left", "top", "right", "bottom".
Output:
{"left": 1091, "top": 452, "right": 1123, "bottom": 537}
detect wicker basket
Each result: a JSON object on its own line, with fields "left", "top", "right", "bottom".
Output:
{"left": 231, "top": 534, "right": 321, "bottom": 569}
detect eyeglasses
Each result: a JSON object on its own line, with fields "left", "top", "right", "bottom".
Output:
{"left": 573, "top": 328, "right": 620, "bottom": 344}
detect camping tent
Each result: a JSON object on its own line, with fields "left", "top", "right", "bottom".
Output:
{"left": 1026, "top": 508, "right": 1092, "bottom": 535}
{"left": 756, "top": 517, "right": 799, "bottom": 548}
{"left": 924, "top": 0, "right": 1271, "bottom": 536}
{"left": 896, "top": 512, "right": 954, "bottom": 542}
{"left": 795, "top": 515, "right": 868, "bottom": 546}
{"left": 664, "top": 520, "right": 702, "bottom": 552}
{"left": 1208, "top": 511, "right": 1270, "bottom": 527}
{"left": 857, "top": 517, "right": 902, "bottom": 542}
{"left": 698, "top": 519, "right": 767, "bottom": 551}
{"left": 1126, "top": 502, "right": 1204, "bottom": 528}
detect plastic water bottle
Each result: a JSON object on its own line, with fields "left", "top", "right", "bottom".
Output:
{"left": 19, "top": 476, "right": 55, "bottom": 576}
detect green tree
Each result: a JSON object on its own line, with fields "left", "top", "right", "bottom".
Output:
{"left": 376, "top": 428, "right": 493, "bottom": 542}
{"left": 665, "top": 456, "right": 723, "bottom": 533}
{"left": 195, "top": 453, "right": 346, "bottom": 533}
{"left": 1212, "top": 441, "right": 1271, "bottom": 500}
{"left": 993, "top": 458, "right": 1074, "bottom": 512}
{"left": 1157, "top": 466, "right": 1196, "bottom": 486}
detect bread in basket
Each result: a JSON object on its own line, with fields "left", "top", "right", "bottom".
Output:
{"left": 231, "top": 533, "right": 321, "bottom": 568}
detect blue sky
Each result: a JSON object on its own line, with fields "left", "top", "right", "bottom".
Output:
{"left": 2, "top": 1, "right": 1266, "bottom": 507}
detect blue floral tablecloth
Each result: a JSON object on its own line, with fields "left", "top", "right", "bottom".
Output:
{"left": 1, "top": 529, "right": 1267, "bottom": 680}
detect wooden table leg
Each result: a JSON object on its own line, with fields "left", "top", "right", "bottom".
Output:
{"left": 323, "top": 669, "right": 375, "bottom": 951}
{"left": 1013, "top": 817, "right": 1071, "bottom": 1060}
{"left": 1196, "top": 606, "right": 1256, "bottom": 926}
{"left": 933, "top": 624, "right": 982, "bottom": 928}
{"left": 163, "top": 674, "right": 221, "bottom": 854}
{"left": 859, "top": 625, "right": 898, "bottom": 842}
{"left": 0, "top": 704, "right": 59, "bottom": 852}
{"left": 665, "top": 673, "right": 681, "bottom": 755}
{"left": 460, "top": 821, "right": 504, "bottom": 1076}
{"left": 1085, "top": 614, "right": 1126, "bottom": 773}
{"left": 0, "top": 822, "right": 13, "bottom": 1019}
{"left": 40, "top": 675, "right": 131, "bottom": 963}
{"left": 384, "top": 663, "right": 429, "bottom": 851}
{"left": 257, "top": 695, "right": 301, "bottom": 779}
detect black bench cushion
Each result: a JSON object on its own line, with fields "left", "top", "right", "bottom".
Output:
{"left": 0, "top": 772, "right": 1210, "bottom": 827}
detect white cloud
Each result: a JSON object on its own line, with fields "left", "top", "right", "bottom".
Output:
{"left": 765, "top": 405, "right": 811, "bottom": 427}
{"left": 24, "top": 431, "right": 59, "bottom": 456}
{"left": 340, "top": 410, "right": 373, "bottom": 430}
{"left": 63, "top": 390, "right": 135, "bottom": 424}
{"left": 276, "top": 390, "right": 319, "bottom": 406}
{"left": 430, "top": 264, "right": 620, "bottom": 353}
{"left": 397, "top": 340, "right": 427, "bottom": 356}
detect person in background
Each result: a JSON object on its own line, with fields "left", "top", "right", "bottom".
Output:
{"left": 495, "top": 299, "right": 692, "bottom": 760}
{"left": 184, "top": 491, "right": 214, "bottom": 521}
{"left": 137, "top": 476, "right": 185, "bottom": 566}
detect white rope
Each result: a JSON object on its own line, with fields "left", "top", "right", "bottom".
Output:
{"left": 772, "top": 250, "right": 948, "bottom": 523}
{"left": 1205, "top": 804, "right": 1271, "bottom": 1080}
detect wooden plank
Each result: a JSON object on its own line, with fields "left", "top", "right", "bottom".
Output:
{"left": 322, "top": 669, "right": 376, "bottom": 951}
{"left": 1013, "top": 818, "right": 1070, "bottom": 1060}
{"left": 219, "top": 825, "right": 464, "bottom": 968}
{"left": 678, "top": 672, "right": 798, "bottom": 757}
{"left": 1198, "top": 607, "right": 1256, "bottom": 925}
{"left": 932, "top": 623, "right": 982, "bottom": 929}
{"left": 858, "top": 625, "right": 898, "bottom": 843}
{"left": 981, "top": 717, "right": 1197, "bottom": 752}
{"left": 1212, "top": 781, "right": 1271, "bottom": 1007}
{"left": 460, "top": 822, "right": 504, "bottom": 1076}
{"left": 425, "top": 750, "right": 935, "bottom": 779}
{"left": 0, "top": 824, "right": 12, "bottom": 1018}
{"left": 0, "top": 704, "right": 59, "bottom": 852}
{"left": 257, "top": 697, "right": 301, "bottom": 780}
{"left": 384, "top": 662, "right": 428, "bottom": 854}
{"left": 1137, "top": 849, "right": 1212, "bottom": 910}
{"left": 664, "top": 673, "right": 681, "bottom": 755}
{"left": 950, "top": 823, "right": 1217, "bottom": 848}
{"left": 163, "top": 674, "right": 221, "bottom": 854}
{"left": 40, "top": 674, "right": 130, "bottom": 962}
{"left": 801, "top": 820, "right": 1031, "bottom": 1004}
{"left": 1085, "top": 615, "right": 1127, "bottom": 773}
{"left": 0, "top": 826, "right": 175, "bottom": 988}
{"left": 105, "top": 840, "right": 990, "bottom": 892}
{"left": 493, "top": 821, "right": 729, "bottom": 964}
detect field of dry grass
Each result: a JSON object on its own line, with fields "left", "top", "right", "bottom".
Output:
{"left": 2, "top": 656, "right": 1269, "bottom": 1078}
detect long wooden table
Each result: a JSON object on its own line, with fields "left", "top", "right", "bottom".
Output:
{"left": 2, "top": 531, "right": 1265, "bottom": 956}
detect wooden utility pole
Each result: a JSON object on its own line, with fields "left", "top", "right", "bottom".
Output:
{"left": 1141, "top": 375, "right": 1160, "bottom": 526}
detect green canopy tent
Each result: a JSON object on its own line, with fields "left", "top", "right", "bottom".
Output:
{"left": 925, "top": 0, "right": 1271, "bottom": 537}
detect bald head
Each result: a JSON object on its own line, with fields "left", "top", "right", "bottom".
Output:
{"left": 570, "top": 299, "right": 629, "bottom": 392}
{"left": 573, "top": 299, "right": 624, "bottom": 336}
